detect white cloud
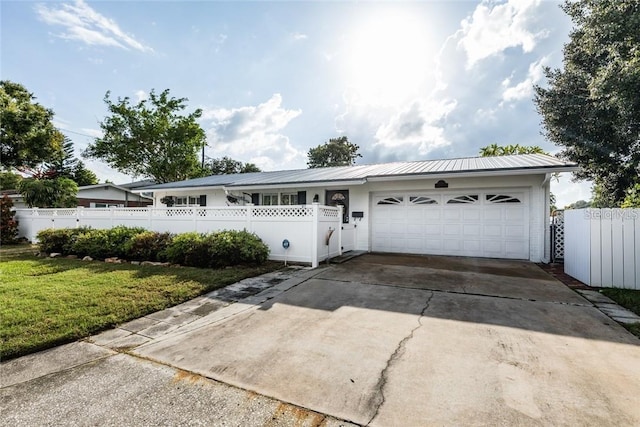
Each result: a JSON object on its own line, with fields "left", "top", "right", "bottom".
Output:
{"left": 35, "top": 0, "right": 153, "bottom": 52}
{"left": 458, "top": 0, "right": 546, "bottom": 68}
{"left": 134, "top": 90, "right": 147, "bottom": 102}
{"left": 501, "top": 57, "right": 547, "bottom": 102}
{"left": 202, "top": 94, "right": 305, "bottom": 170}
{"left": 292, "top": 32, "right": 308, "bottom": 41}
{"left": 374, "top": 99, "right": 457, "bottom": 155}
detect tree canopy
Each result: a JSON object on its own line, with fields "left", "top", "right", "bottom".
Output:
{"left": 47, "top": 137, "right": 98, "bottom": 186}
{"left": 204, "top": 156, "right": 261, "bottom": 175}
{"left": 0, "top": 80, "right": 64, "bottom": 169}
{"left": 18, "top": 177, "right": 78, "bottom": 208}
{"left": 479, "top": 144, "right": 546, "bottom": 157}
{"left": 307, "top": 136, "right": 361, "bottom": 168}
{"left": 534, "top": 0, "right": 640, "bottom": 207}
{"left": 84, "top": 89, "right": 206, "bottom": 184}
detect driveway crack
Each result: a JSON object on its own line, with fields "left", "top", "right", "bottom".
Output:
{"left": 365, "top": 291, "right": 433, "bottom": 426}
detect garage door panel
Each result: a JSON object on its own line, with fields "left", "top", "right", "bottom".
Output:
{"left": 463, "top": 209, "right": 481, "bottom": 221}
{"left": 463, "top": 224, "right": 481, "bottom": 236}
{"left": 372, "top": 190, "right": 530, "bottom": 259}
{"left": 505, "top": 225, "right": 525, "bottom": 238}
{"left": 506, "top": 208, "right": 526, "bottom": 221}
{"left": 443, "top": 224, "right": 461, "bottom": 236}
{"left": 424, "top": 224, "right": 441, "bottom": 235}
{"left": 483, "top": 225, "right": 502, "bottom": 237}
{"left": 484, "top": 208, "right": 503, "bottom": 221}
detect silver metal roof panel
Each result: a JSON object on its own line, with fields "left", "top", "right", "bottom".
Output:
{"left": 140, "top": 154, "right": 578, "bottom": 191}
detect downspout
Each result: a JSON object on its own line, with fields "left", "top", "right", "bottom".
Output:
{"left": 541, "top": 173, "right": 552, "bottom": 263}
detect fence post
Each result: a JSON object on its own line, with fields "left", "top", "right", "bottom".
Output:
{"left": 246, "top": 204, "right": 253, "bottom": 232}
{"left": 311, "top": 203, "right": 319, "bottom": 268}
{"left": 338, "top": 205, "right": 343, "bottom": 256}
{"left": 148, "top": 207, "right": 153, "bottom": 230}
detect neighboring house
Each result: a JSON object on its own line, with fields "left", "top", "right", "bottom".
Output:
{"left": 7, "top": 183, "right": 153, "bottom": 209}
{"left": 75, "top": 183, "right": 153, "bottom": 208}
{"left": 136, "top": 154, "right": 579, "bottom": 263}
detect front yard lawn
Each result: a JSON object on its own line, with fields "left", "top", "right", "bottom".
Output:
{"left": 600, "top": 288, "right": 640, "bottom": 337}
{"left": 0, "top": 245, "right": 280, "bottom": 360}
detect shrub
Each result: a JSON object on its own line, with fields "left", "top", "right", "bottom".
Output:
{"left": 36, "top": 227, "right": 91, "bottom": 254}
{"left": 0, "top": 194, "right": 19, "bottom": 244}
{"left": 72, "top": 226, "right": 145, "bottom": 259}
{"left": 124, "top": 231, "right": 173, "bottom": 262}
{"left": 208, "top": 230, "right": 269, "bottom": 267}
{"left": 164, "top": 232, "right": 210, "bottom": 267}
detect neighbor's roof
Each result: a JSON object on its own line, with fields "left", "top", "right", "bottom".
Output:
{"left": 138, "top": 154, "right": 579, "bottom": 191}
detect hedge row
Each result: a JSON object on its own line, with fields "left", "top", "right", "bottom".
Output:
{"left": 36, "top": 226, "right": 270, "bottom": 268}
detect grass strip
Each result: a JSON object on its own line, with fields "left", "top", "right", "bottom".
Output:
{"left": 1, "top": 246, "right": 280, "bottom": 360}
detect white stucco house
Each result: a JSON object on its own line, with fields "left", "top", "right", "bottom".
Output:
{"left": 135, "top": 154, "right": 578, "bottom": 263}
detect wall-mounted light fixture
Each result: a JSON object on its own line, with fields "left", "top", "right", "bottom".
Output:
{"left": 435, "top": 180, "right": 449, "bottom": 188}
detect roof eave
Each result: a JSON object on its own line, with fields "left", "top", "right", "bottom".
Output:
{"left": 365, "top": 166, "right": 580, "bottom": 182}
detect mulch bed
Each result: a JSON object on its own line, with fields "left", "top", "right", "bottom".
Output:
{"left": 537, "top": 262, "right": 594, "bottom": 290}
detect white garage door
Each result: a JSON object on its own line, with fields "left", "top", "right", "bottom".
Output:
{"left": 372, "top": 191, "right": 530, "bottom": 259}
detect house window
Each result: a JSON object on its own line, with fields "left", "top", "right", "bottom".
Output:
{"left": 174, "top": 196, "right": 199, "bottom": 206}
{"left": 280, "top": 193, "right": 299, "bottom": 205}
{"left": 262, "top": 194, "right": 278, "bottom": 206}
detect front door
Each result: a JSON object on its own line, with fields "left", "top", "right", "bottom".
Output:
{"left": 325, "top": 190, "right": 349, "bottom": 223}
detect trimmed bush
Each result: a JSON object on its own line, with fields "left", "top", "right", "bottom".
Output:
{"left": 37, "top": 227, "right": 91, "bottom": 255}
{"left": 124, "top": 231, "right": 173, "bottom": 262}
{"left": 209, "top": 230, "right": 269, "bottom": 267}
{"left": 35, "top": 226, "right": 269, "bottom": 267}
{"left": 164, "top": 232, "right": 210, "bottom": 267}
{"left": 71, "top": 226, "right": 145, "bottom": 259}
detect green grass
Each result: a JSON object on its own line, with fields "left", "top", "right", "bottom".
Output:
{"left": 0, "top": 244, "right": 281, "bottom": 360}
{"left": 600, "top": 288, "right": 640, "bottom": 338}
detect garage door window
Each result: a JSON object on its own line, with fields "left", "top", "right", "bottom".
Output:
{"left": 409, "top": 196, "right": 438, "bottom": 205}
{"left": 446, "top": 195, "right": 479, "bottom": 204}
{"left": 486, "top": 194, "right": 521, "bottom": 204}
{"left": 376, "top": 196, "right": 404, "bottom": 205}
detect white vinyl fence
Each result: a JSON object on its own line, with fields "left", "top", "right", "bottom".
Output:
{"left": 564, "top": 209, "right": 640, "bottom": 289}
{"left": 14, "top": 204, "right": 348, "bottom": 268}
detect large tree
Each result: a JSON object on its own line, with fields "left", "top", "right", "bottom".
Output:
{"left": 534, "top": 0, "right": 640, "bottom": 206}
{"left": 0, "top": 81, "right": 64, "bottom": 169}
{"left": 479, "top": 144, "right": 545, "bottom": 157}
{"left": 307, "top": 136, "right": 361, "bottom": 168}
{"left": 205, "top": 156, "right": 261, "bottom": 175}
{"left": 84, "top": 89, "right": 206, "bottom": 184}
{"left": 47, "top": 136, "right": 98, "bottom": 186}
{"left": 18, "top": 177, "right": 78, "bottom": 208}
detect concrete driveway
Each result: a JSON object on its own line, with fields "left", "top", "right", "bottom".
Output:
{"left": 132, "top": 254, "right": 640, "bottom": 426}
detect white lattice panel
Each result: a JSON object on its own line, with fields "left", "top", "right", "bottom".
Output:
{"left": 252, "top": 207, "right": 314, "bottom": 218}
{"left": 552, "top": 210, "right": 564, "bottom": 261}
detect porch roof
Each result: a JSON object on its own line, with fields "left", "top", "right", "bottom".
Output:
{"left": 137, "top": 154, "right": 579, "bottom": 192}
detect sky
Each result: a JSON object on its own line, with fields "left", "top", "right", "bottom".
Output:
{"left": 1, "top": 0, "right": 593, "bottom": 207}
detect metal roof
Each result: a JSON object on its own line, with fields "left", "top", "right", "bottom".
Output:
{"left": 139, "top": 154, "right": 579, "bottom": 191}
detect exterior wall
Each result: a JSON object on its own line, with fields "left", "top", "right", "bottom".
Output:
{"left": 78, "top": 187, "right": 152, "bottom": 207}
{"left": 148, "top": 174, "right": 549, "bottom": 262}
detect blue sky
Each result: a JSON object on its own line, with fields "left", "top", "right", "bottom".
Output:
{"left": 1, "top": 0, "right": 592, "bottom": 207}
